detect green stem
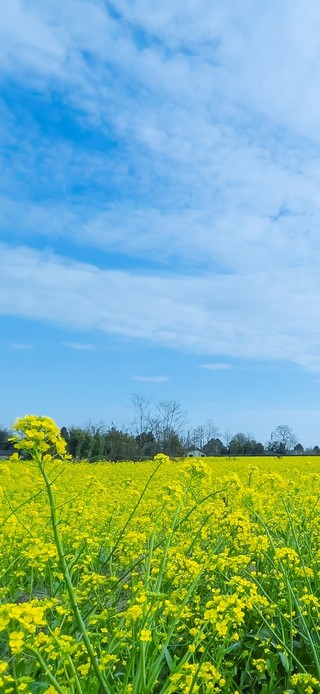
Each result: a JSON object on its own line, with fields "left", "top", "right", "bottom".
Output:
{"left": 103, "top": 459, "right": 164, "bottom": 567}
{"left": 37, "top": 453, "right": 111, "bottom": 694}
{"left": 140, "top": 641, "right": 147, "bottom": 693}
{"left": 11, "top": 655, "right": 19, "bottom": 694}
{"left": 25, "top": 645, "right": 65, "bottom": 694}
{"left": 67, "top": 655, "right": 84, "bottom": 694}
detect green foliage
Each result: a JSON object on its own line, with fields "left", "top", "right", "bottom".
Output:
{"left": 3, "top": 423, "right": 320, "bottom": 692}
{"left": 229, "top": 433, "right": 264, "bottom": 455}
{"left": 62, "top": 424, "right": 185, "bottom": 461}
{"left": 203, "top": 437, "right": 226, "bottom": 455}
{"left": 0, "top": 428, "right": 11, "bottom": 450}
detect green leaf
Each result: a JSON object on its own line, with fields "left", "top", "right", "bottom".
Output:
{"left": 279, "top": 650, "right": 290, "bottom": 673}
{"left": 163, "top": 646, "right": 174, "bottom": 669}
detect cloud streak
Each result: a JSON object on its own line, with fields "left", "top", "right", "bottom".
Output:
{"left": 1, "top": 242, "right": 320, "bottom": 371}
{"left": 133, "top": 376, "right": 169, "bottom": 382}
{"left": 10, "top": 342, "right": 34, "bottom": 350}
{"left": 200, "top": 363, "right": 231, "bottom": 371}
{"left": 62, "top": 342, "right": 96, "bottom": 351}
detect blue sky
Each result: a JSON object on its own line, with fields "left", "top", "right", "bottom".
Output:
{"left": 1, "top": 0, "right": 320, "bottom": 446}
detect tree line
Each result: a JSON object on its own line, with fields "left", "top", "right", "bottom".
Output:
{"left": 1, "top": 396, "right": 319, "bottom": 461}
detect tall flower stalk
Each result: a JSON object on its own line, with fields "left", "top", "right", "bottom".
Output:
{"left": 11, "top": 415, "right": 110, "bottom": 693}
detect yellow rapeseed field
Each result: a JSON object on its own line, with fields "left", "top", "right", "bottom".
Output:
{"left": 1, "top": 416, "right": 320, "bottom": 693}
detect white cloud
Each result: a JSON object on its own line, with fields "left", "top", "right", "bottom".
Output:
{"left": 2, "top": 242, "right": 320, "bottom": 371}
{"left": 200, "top": 363, "right": 231, "bottom": 371}
{"left": 10, "top": 342, "right": 34, "bottom": 350}
{"left": 0, "top": 0, "right": 111, "bottom": 82}
{"left": 1, "top": 0, "right": 320, "bottom": 144}
{"left": 62, "top": 342, "right": 95, "bottom": 350}
{"left": 133, "top": 376, "right": 169, "bottom": 382}
{"left": 0, "top": 0, "right": 65, "bottom": 76}
{"left": 1, "top": 1, "right": 320, "bottom": 379}
{"left": 1, "top": 2, "right": 320, "bottom": 284}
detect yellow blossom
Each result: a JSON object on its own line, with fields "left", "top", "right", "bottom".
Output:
{"left": 140, "top": 629, "right": 152, "bottom": 642}
{"left": 9, "top": 630, "right": 25, "bottom": 654}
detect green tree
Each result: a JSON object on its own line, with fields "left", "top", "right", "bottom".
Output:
{"left": 0, "top": 428, "right": 11, "bottom": 449}
{"left": 229, "top": 433, "right": 264, "bottom": 455}
{"left": 103, "top": 427, "right": 139, "bottom": 460}
{"left": 67, "top": 427, "right": 92, "bottom": 459}
{"left": 203, "top": 437, "right": 226, "bottom": 455}
{"left": 135, "top": 431, "right": 157, "bottom": 457}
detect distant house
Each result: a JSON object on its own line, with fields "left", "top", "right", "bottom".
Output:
{"left": 186, "top": 448, "right": 206, "bottom": 458}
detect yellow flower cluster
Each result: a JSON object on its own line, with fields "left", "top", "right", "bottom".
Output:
{"left": 1, "top": 416, "right": 320, "bottom": 692}
{"left": 288, "top": 672, "right": 320, "bottom": 693}
{"left": 168, "top": 661, "right": 225, "bottom": 693}
{"left": 10, "top": 414, "right": 70, "bottom": 459}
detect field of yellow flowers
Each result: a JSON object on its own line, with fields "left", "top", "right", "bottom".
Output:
{"left": 1, "top": 417, "right": 320, "bottom": 693}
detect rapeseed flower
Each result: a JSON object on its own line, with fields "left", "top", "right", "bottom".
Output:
{"left": 2, "top": 415, "right": 320, "bottom": 692}
{"left": 8, "top": 630, "right": 25, "bottom": 653}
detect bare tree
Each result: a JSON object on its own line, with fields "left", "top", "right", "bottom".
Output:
{"left": 270, "top": 424, "right": 297, "bottom": 452}
{"left": 188, "top": 420, "right": 220, "bottom": 450}
{"left": 190, "top": 425, "right": 206, "bottom": 449}
{"left": 150, "top": 399, "right": 187, "bottom": 453}
{"left": 157, "top": 399, "right": 187, "bottom": 435}
{"left": 130, "top": 393, "right": 151, "bottom": 438}
{"left": 204, "top": 419, "right": 220, "bottom": 442}
{"left": 222, "top": 429, "right": 233, "bottom": 447}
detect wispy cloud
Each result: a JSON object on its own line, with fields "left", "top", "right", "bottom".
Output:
{"left": 1, "top": 1, "right": 320, "bottom": 378}
{"left": 2, "top": 243, "right": 320, "bottom": 371}
{"left": 62, "top": 342, "right": 96, "bottom": 351}
{"left": 1, "top": 2, "right": 320, "bottom": 279}
{"left": 10, "top": 342, "right": 34, "bottom": 350}
{"left": 200, "top": 363, "right": 231, "bottom": 371}
{"left": 133, "top": 376, "right": 169, "bottom": 383}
